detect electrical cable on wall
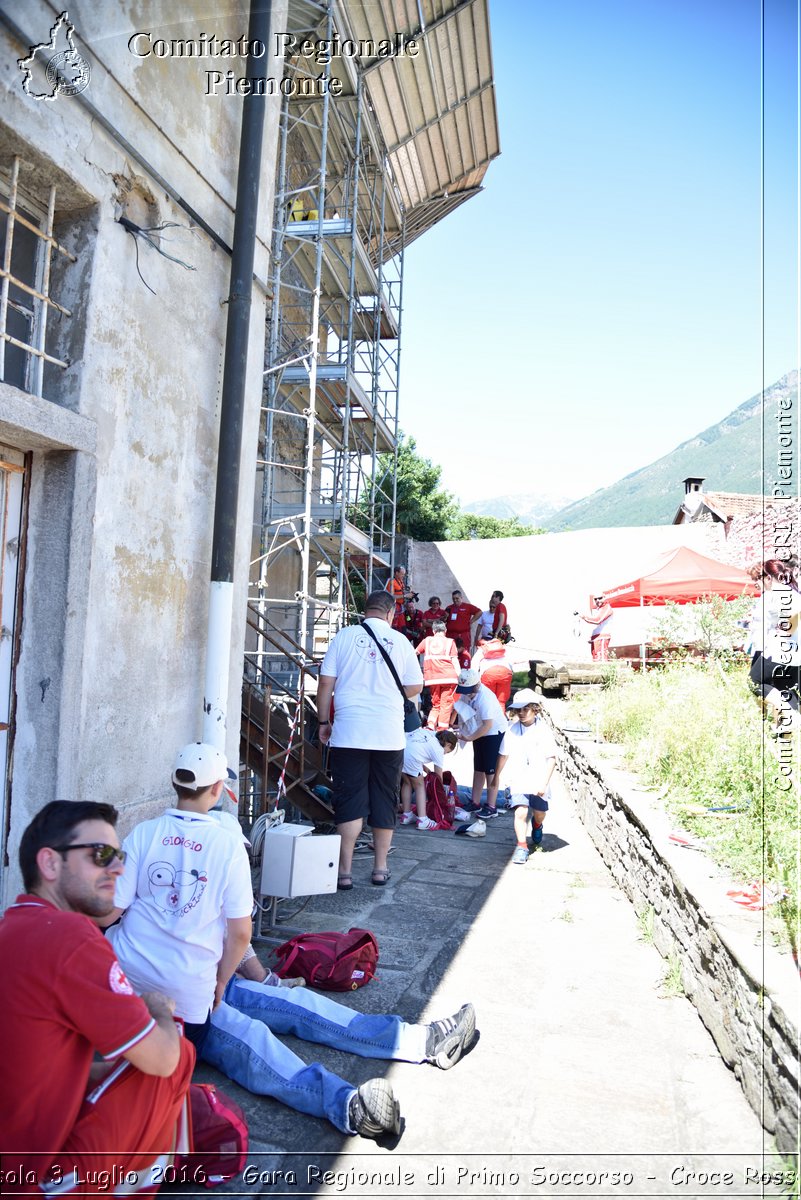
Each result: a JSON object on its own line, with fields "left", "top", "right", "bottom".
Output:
{"left": 117, "top": 216, "right": 197, "bottom": 294}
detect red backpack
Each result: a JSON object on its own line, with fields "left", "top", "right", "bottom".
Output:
{"left": 178, "top": 1083, "right": 249, "bottom": 1188}
{"left": 272, "top": 928, "right": 378, "bottom": 991}
{"left": 424, "top": 773, "right": 455, "bottom": 829}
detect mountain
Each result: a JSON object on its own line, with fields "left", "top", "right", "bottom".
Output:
{"left": 544, "top": 372, "right": 799, "bottom": 531}
{"left": 461, "top": 491, "right": 577, "bottom": 528}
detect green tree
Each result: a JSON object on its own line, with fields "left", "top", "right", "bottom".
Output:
{"left": 447, "top": 513, "right": 543, "bottom": 540}
{"left": 354, "top": 433, "right": 457, "bottom": 541}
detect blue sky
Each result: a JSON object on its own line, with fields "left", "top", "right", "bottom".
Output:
{"left": 399, "top": 0, "right": 799, "bottom": 508}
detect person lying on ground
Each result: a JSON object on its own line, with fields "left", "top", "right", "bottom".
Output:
{"left": 228, "top": 942, "right": 476, "bottom": 1072}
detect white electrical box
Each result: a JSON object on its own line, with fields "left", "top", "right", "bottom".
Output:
{"left": 259, "top": 824, "right": 340, "bottom": 899}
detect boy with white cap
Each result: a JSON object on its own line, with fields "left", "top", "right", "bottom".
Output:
{"left": 453, "top": 667, "right": 508, "bottom": 817}
{"left": 494, "top": 690, "right": 558, "bottom": 864}
{"left": 108, "top": 743, "right": 476, "bottom": 1140}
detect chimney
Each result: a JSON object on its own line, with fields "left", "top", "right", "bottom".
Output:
{"left": 683, "top": 477, "right": 705, "bottom": 495}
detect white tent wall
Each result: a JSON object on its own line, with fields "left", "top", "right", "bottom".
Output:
{"left": 408, "top": 524, "right": 724, "bottom": 662}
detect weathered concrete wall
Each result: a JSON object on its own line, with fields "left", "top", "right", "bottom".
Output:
{"left": 0, "top": 0, "right": 288, "bottom": 901}
{"left": 553, "top": 721, "right": 801, "bottom": 1154}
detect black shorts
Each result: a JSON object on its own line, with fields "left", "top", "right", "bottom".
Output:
{"left": 472, "top": 732, "right": 504, "bottom": 775}
{"left": 329, "top": 746, "right": 403, "bottom": 828}
{"left": 750, "top": 651, "right": 801, "bottom": 705}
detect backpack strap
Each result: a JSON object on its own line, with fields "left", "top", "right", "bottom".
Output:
{"left": 361, "top": 621, "right": 407, "bottom": 702}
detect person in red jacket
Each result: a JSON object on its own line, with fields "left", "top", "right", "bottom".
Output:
{"left": 421, "top": 595, "right": 447, "bottom": 638}
{"left": 491, "top": 591, "right": 508, "bottom": 635}
{"left": 454, "top": 637, "right": 472, "bottom": 671}
{"left": 417, "top": 620, "right": 460, "bottom": 730}
{"left": 445, "top": 590, "right": 481, "bottom": 652}
{"left": 401, "top": 599, "right": 425, "bottom": 647}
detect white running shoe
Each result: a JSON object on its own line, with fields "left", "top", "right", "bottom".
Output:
{"left": 416, "top": 815, "right": 437, "bottom": 830}
{"left": 400, "top": 811, "right": 417, "bottom": 825}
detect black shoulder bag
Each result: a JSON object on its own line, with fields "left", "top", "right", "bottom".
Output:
{"left": 361, "top": 622, "right": 421, "bottom": 732}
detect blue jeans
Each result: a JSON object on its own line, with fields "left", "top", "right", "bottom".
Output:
{"left": 200, "top": 979, "right": 427, "bottom": 1134}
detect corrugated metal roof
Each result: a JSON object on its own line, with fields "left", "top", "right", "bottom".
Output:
{"left": 349, "top": 0, "right": 500, "bottom": 217}
{"left": 286, "top": 0, "right": 500, "bottom": 253}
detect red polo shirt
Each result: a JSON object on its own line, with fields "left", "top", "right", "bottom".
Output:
{"left": 0, "top": 896, "right": 155, "bottom": 1180}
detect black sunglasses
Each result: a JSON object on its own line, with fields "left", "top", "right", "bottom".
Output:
{"left": 53, "top": 842, "right": 127, "bottom": 867}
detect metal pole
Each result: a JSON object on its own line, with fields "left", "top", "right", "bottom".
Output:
{"left": 298, "top": 3, "right": 334, "bottom": 657}
{"left": 203, "top": 0, "right": 272, "bottom": 748}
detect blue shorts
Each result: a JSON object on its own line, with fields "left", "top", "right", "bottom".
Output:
{"left": 509, "top": 793, "right": 549, "bottom": 813}
{"left": 473, "top": 732, "right": 504, "bottom": 775}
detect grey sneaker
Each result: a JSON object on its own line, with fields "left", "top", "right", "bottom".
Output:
{"left": 512, "top": 846, "right": 529, "bottom": 865}
{"left": 348, "top": 1078, "right": 401, "bottom": 1138}
{"left": 425, "top": 1003, "right": 477, "bottom": 1069}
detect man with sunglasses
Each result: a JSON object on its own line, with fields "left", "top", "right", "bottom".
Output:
{"left": 576, "top": 593, "right": 614, "bottom": 661}
{"left": 0, "top": 800, "right": 194, "bottom": 1194}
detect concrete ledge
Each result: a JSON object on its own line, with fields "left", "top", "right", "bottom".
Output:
{"left": 0, "top": 383, "right": 96, "bottom": 453}
{"left": 552, "top": 718, "right": 801, "bottom": 1156}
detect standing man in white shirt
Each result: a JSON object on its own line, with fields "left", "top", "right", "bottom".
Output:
{"left": 317, "top": 590, "right": 423, "bottom": 888}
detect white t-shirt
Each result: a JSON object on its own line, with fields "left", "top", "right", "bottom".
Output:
{"left": 321, "top": 617, "right": 423, "bottom": 751}
{"left": 109, "top": 809, "right": 254, "bottom": 1023}
{"left": 475, "top": 610, "right": 494, "bottom": 640}
{"left": 403, "top": 727, "right": 445, "bottom": 777}
{"left": 499, "top": 718, "right": 558, "bottom": 798}
{"left": 455, "top": 683, "right": 508, "bottom": 738}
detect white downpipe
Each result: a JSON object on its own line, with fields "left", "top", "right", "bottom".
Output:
{"left": 203, "top": 580, "right": 234, "bottom": 750}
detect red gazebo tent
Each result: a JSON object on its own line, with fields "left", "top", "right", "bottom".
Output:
{"left": 601, "top": 545, "right": 757, "bottom": 607}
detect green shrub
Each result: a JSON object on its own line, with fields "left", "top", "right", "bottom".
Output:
{"left": 569, "top": 661, "right": 800, "bottom": 954}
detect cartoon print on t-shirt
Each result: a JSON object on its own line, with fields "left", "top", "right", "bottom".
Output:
{"left": 354, "top": 630, "right": 395, "bottom": 663}
{"left": 354, "top": 631, "right": 379, "bottom": 663}
{"left": 148, "top": 861, "right": 208, "bottom": 915}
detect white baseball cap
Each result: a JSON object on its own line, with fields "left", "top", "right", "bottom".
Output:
{"left": 465, "top": 818, "right": 487, "bottom": 838}
{"left": 172, "top": 742, "right": 236, "bottom": 791}
{"left": 507, "top": 688, "right": 542, "bottom": 709}
{"left": 455, "top": 668, "right": 481, "bottom": 694}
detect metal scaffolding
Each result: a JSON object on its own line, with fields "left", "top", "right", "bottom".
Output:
{"left": 242, "top": 0, "right": 499, "bottom": 822}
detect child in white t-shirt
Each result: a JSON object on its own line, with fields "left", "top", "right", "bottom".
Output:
{"left": 400, "top": 728, "right": 456, "bottom": 830}
{"left": 495, "top": 690, "right": 558, "bottom": 864}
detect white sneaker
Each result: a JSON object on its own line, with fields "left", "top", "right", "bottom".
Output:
{"left": 416, "top": 815, "right": 437, "bottom": 830}
{"left": 400, "top": 811, "right": 417, "bottom": 825}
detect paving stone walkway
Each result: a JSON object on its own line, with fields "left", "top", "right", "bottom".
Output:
{"left": 192, "top": 745, "right": 787, "bottom": 1199}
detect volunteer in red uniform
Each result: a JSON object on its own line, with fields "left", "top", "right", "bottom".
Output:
{"left": 0, "top": 801, "right": 193, "bottom": 1195}
{"left": 421, "top": 595, "right": 447, "bottom": 638}
{"left": 491, "top": 591, "right": 508, "bottom": 635}
{"left": 401, "top": 598, "right": 425, "bottom": 647}
{"left": 445, "top": 589, "right": 481, "bottom": 652}
{"left": 417, "top": 619, "right": 460, "bottom": 730}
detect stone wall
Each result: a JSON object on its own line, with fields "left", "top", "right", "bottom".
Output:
{"left": 553, "top": 720, "right": 801, "bottom": 1155}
